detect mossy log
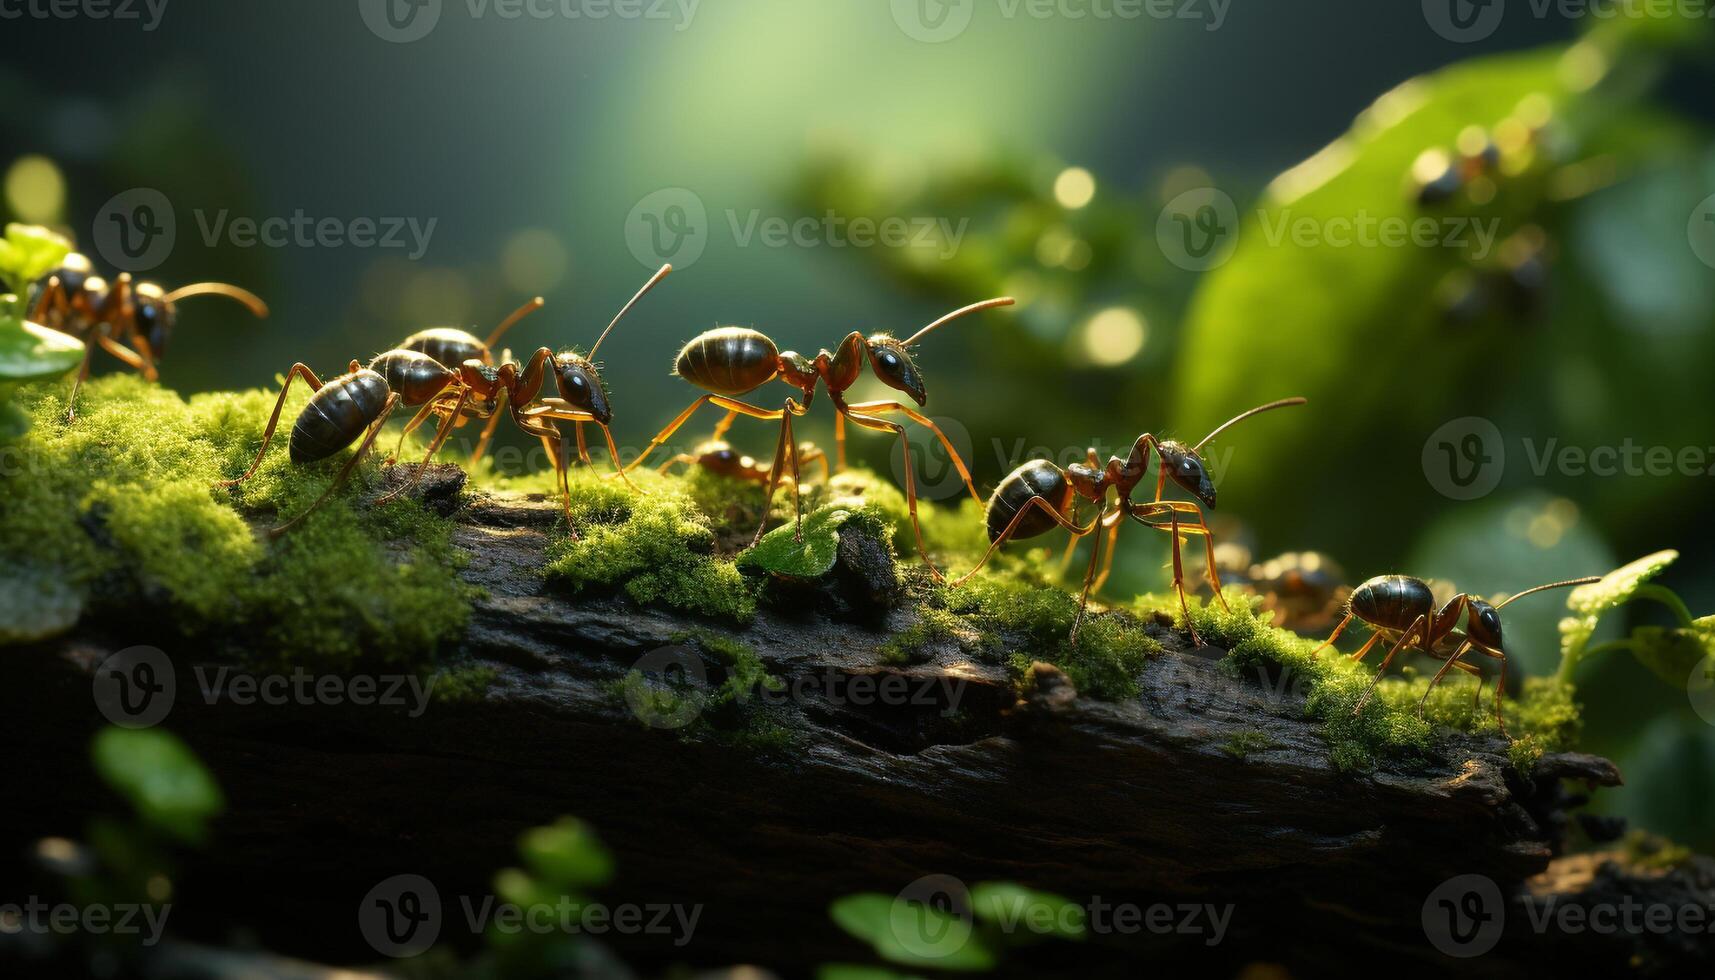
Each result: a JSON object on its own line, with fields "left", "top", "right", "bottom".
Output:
{"left": 4, "top": 472, "right": 1711, "bottom": 980}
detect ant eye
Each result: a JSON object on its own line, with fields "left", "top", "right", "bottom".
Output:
{"left": 880, "top": 351, "right": 899, "bottom": 369}
{"left": 571, "top": 375, "right": 586, "bottom": 388}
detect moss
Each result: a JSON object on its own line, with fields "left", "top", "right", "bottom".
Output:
{"left": 430, "top": 664, "right": 498, "bottom": 704}
{"left": 879, "top": 607, "right": 967, "bottom": 666}
{"left": 538, "top": 470, "right": 757, "bottom": 624}
{"left": 1621, "top": 831, "right": 1693, "bottom": 871}
{"left": 1190, "top": 592, "right": 1583, "bottom": 770}
{"left": 663, "top": 630, "right": 794, "bottom": 753}
{"left": 942, "top": 575, "right": 1160, "bottom": 699}
{"left": 1221, "top": 730, "right": 1276, "bottom": 760}
{"left": 0, "top": 376, "right": 472, "bottom": 670}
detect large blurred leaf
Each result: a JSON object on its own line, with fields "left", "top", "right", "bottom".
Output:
{"left": 91, "top": 727, "right": 224, "bottom": 844}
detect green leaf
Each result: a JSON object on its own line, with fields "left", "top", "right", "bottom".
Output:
{"left": 738, "top": 506, "right": 855, "bottom": 579}
{"left": 0, "top": 310, "right": 85, "bottom": 381}
{"left": 1629, "top": 616, "right": 1715, "bottom": 689}
{"left": 829, "top": 893, "right": 995, "bottom": 972}
{"left": 1567, "top": 549, "right": 1678, "bottom": 616}
{"left": 817, "top": 966, "right": 926, "bottom": 980}
{"left": 1173, "top": 48, "right": 1576, "bottom": 519}
{"left": 90, "top": 727, "right": 225, "bottom": 844}
{"left": 518, "top": 817, "right": 613, "bottom": 889}
{"left": 0, "top": 223, "right": 72, "bottom": 294}
{"left": 970, "top": 881, "right": 1086, "bottom": 939}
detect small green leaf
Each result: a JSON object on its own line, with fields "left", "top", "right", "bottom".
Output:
{"left": 970, "top": 881, "right": 1086, "bottom": 939}
{"left": 1568, "top": 550, "right": 1679, "bottom": 616}
{"left": 0, "top": 310, "right": 85, "bottom": 381}
{"left": 518, "top": 817, "right": 613, "bottom": 889}
{"left": 1629, "top": 615, "right": 1715, "bottom": 689}
{"left": 90, "top": 727, "right": 225, "bottom": 844}
{"left": 738, "top": 506, "right": 855, "bottom": 579}
{"left": 829, "top": 892, "right": 995, "bottom": 972}
{"left": 0, "top": 223, "right": 73, "bottom": 293}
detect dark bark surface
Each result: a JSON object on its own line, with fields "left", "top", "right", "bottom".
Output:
{"left": 4, "top": 480, "right": 1710, "bottom": 979}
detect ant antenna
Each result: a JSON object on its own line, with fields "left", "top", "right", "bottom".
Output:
{"left": 483, "top": 297, "right": 546, "bottom": 349}
{"left": 162, "top": 282, "right": 270, "bottom": 319}
{"left": 1494, "top": 576, "right": 1602, "bottom": 608}
{"left": 1193, "top": 397, "right": 1307, "bottom": 452}
{"left": 902, "top": 296, "right": 1015, "bottom": 346}
{"left": 590, "top": 264, "right": 672, "bottom": 358}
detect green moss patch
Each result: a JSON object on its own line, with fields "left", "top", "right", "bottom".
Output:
{"left": 1187, "top": 593, "right": 1580, "bottom": 771}
{"left": 0, "top": 375, "right": 472, "bottom": 670}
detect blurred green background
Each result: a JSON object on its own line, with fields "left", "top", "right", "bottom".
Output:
{"left": 4, "top": 3, "right": 1713, "bottom": 847}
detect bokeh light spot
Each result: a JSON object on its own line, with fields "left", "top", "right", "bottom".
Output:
{"left": 1053, "top": 167, "right": 1096, "bottom": 209}
{"left": 1081, "top": 307, "right": 1147, "bottom": 366}
{"left": 4, "top": 155, "right": 66, "bottom": 224}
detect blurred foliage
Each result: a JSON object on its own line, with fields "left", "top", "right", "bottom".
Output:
{"left": 824, "top": 878, "right": 1087, "bottom": 977}
{"left": 0, "top": 223, "right": 80, "bottom": 435}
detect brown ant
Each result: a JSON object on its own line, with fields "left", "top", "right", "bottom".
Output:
{"left": 657, "top": 439, "right": 830, "bottom": 488}
{"left": 32, "top": 252, "right": 269, "bottom": 419}
{"left": 954, "top": 398, "right": 1306, "bottom": 645}
{"left": 1314, "top": 574, "right": 1600, "bottom": 733}
{"left": 217, "top": 269, "right": 667, "bottom": 537}
{"left": 624, "top": 297, "right": 1013, "bottom": 574}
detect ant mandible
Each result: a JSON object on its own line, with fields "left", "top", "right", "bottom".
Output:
{"left": 33, "top": 251, "right": 269, "bottom": 419}
{"left": 625, "top": 297, "right": 1014, "bottom": 576}
{"left": 1314, "top": 574, "right": 1600, "bottom": 733}
{"left": 954, "top": 398, "right": 1307, "bottom": 645}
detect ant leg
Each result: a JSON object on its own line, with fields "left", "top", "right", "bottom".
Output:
{"left": 1457, "top": 642, "right": 1511, "bottom": 735}
{"left": 1166, "top": 514, "right": 1204, "bottom": 647}
{"left": 657, "top": 453, "right": 699, "bottom": 476}
{"left": 1135, "top": 500, "right": 1229, "bottom": 611}
{"left": 270, "top": 393, "right": 400, "bottom": 537}
{"left": 1353, "top": 615, "right": 1429, "bottom": 714}
{"left": 1314, "top": 614, "right": 1355, "bottom": 655}
{"left": 1090, "top": 507, "right": 1125, "bottom": 592}
{"left": 511, "top": 411, "right": 576, "bottom": 533}
{"left": 952, "top": 495, "right": 1099, "bottom": 588}
{"left": 1055, "top": 534, "right": 1082, "bottom": 578}
{"left": 519, "top": 399, "right": 645, "bottom": 492}
{"left": 574, "top": 423, "right": 592, "bottom": 466}
{"left": 468, "top": 395, "right": 508, "bottom": 468}
{"left": 711, "top": 408, "right": 739, "bottom": 442}
{"left": 622, "top": 395, "right": 717, "bottom": 473}
{"left": 392, "top": 391, "right": 464, "bottom": 462}
{"left": 835, "top": 412, "right": 846, "bottom": 472}
{"left": 750, "top": 404, "right": 804, "bottom": 546}
{"left": 216, "top": 364, "right": 326, "bottom": 487}
{"left": 63, "top": 327, "right": 102, "bottom": 422}
{"left": 1417, "top": 640, "right": 1483, "bottom": 718}
{"left": 1070, "top": 505, "right": 1122, "bottom": 647}
{"left": 379, "top": 388, "right": 470, "bottom": 505}
{"left": 32, "top": 275, "right": 71, "bottom": 325}
{"left": 1346, "top": 631, "right": 1384, "bottom": 664}
{"left": 843, "top": 410, "right": 943, "bottom": 582}
{"left": 800, "top": 446, "right": 831, "bottom": 486}
{"left": 842, "top": 400, "right": 982, "bottom": 507}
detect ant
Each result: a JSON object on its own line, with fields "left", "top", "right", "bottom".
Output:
{"left": 657, "top": 439, "right": 831, "bottom": 488}
{"left": 217, "top": 268, "right": 668, "bottom": 537}
{"left": 624, "top": 297, "right": 1013, "bottom": 574}
{"left": 1314, "top": 574, "right": 1600, "bottom": 733}
{"left": 953, "top": 398, "right": 1306, "bottom": 645}
{"left": 385, "top": 264, "right": 670, "bottom": 471}
{"left": 33, "top": 252, "right": 269, "bottom": 419}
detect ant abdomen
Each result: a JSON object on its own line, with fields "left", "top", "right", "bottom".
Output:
{"left": 987, "top": 460, "right": 1075, "bottom": 543}
{"left": 400, "top": 327, "right": 489, "bottom": 371}
{"left": 289, "top": 369, "right": 391, "bottom": 463}
{"left": 1348, "top": 574, "right": 1435, "bottom": 632}
{"left": 368, "top": 350, "right": 457, "bottom": 406}
{"left": 674, "top": 326, "right": 780, "bottom": 396}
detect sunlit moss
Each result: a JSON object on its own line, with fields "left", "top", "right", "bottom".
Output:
{"left": 943, "top": 575, "right": 1160, "bottom": 699}
{"left": 0, "top": 375, "right": 471, "bottom": 669}
{"left": 1188, "top": 592, "right": 1582, "bottom": 770}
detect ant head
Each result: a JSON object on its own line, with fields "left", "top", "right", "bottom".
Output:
{"left": 1467, "top": 598, "right": 1503, "bottom": 648}
{"left": 554, "top": 352, "right": 612, "bottom": 425}
{"left": 863, "top": 335, "right": 925, "bottom": 406}
{"left": 132, "top": 281, "right": 177, "bottom": 357}
{"left": 1156, "top": 440, "right": 1217, "bottom": 508}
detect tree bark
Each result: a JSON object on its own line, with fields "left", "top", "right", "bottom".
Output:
{"left": 4, "top": 480, "right": 1710, "bottom": 979}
